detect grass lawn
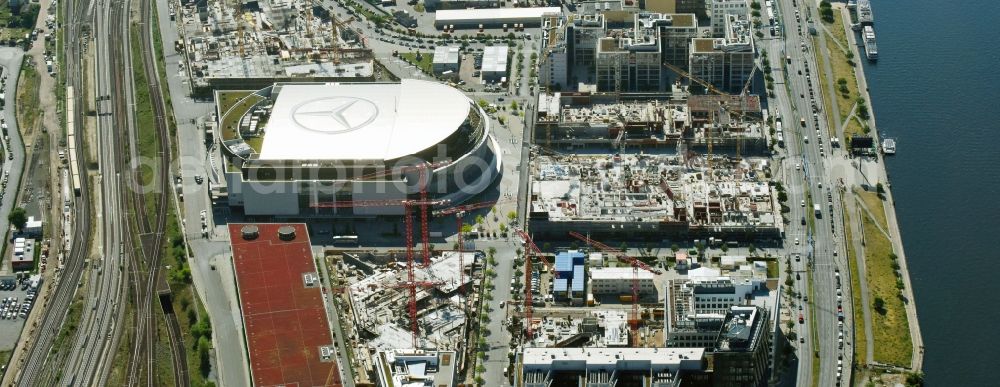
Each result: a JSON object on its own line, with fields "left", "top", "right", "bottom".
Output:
{"left": 766, "top": 261, "right": 778, "bottom": 278}
{"left": 400, "top": 52, "right": 434, "bottom": 75}
{"left": 245, "top": 136, "right": 263, "bottom": 153}
{"left": 860, "top": 210, "right": 912, "bottom": 367}
{"left": 843, "top": 197, "right": 867, "bottom": 366}
{"left": 218, "top": 92, "right": 263, "bottom": 141}
{"left": 845, "top": 115, "right": 867, "bottom": 140}
{"left": 856, "top": 189, "right": 888, "bottom": 230}
{"left": 217, "top": 91, "right": 252, "bottom": 115}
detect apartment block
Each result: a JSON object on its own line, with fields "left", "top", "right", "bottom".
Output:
{"left": 710, "top": 0, "right": 749, "bottom": 37}
{"left": 689, "top": 14, "right": 755, "bottom": 91}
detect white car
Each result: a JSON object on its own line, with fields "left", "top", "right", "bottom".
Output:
{"left": 795, "top": 238, "right": 800, "bottom": 245}
{"left": 801, "top": 200, "right": 806, "bottom": 207}
{"left": 795, "top": 163, "right": 801, "bottom": 170}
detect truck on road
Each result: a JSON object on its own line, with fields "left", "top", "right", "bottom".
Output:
{"left": 814, "top": 203, "right": 822, "bottom": 218}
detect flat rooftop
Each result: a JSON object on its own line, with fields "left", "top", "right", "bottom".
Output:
{"left": 229, "top": 223, "right": 341, "bottom": 387}
{"left": 591, "top": 267, "right": 656, "bottom": 281}
{"left": 522, "top": 347, "right": 705, "bottom": 370}
{"left": 259, "top": 80, "right": 473, "bottom": 161}
{"left": 435, "top": 7, "right": 562, "bottom": 22}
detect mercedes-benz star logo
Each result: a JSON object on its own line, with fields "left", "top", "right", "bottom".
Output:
{"left": 291, "top": 97, "right": 379, "bottom": 134}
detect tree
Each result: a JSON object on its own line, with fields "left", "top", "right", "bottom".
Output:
{"left": 905, "top": 371, "right": 925, "bottom": 387}
{"left": 8, "top": 207, "right": 26, "bottom": 231}
{"left": 507, "top": 210, "right": 517, "bottom": 221}
{"left": 488, "top": 246, "right": 497, "bottom": 257}
{"left": 542, "top": 242, "right": 551, "bottom": 252}
{"left": 671, "top": 244, "right": 679, "bottom": 253}
{"left": 499, "top": 223, "right": 508, "bottom": 234}
{"left": 873, "top": 296, "right": 886, "bottom": 314}
{"left": 511, "top": 100, "right": 519, "bottom": 110}
{"left": 748, "top": 244, "right": 757, "bottom": 255}
{"left": 721, "top": 244, "right": 729, "bottom": 253}
{"left": 876, "top": 183, "right": 886, "bottom": 194}
{"left": 198, "top": 337, "right": 212, "bottom": 377}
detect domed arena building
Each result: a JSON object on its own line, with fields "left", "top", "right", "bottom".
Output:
{"left": 217, "top": 80, "right": 501, "bottom": 216}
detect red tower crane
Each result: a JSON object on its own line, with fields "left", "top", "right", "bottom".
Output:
{"left": 515, "top": 229, "right": 554, "bottom": 341}
{"left": 433, "top": 199, "right": 515, "bottom": 293}
{"left": 433, "top": 201, "right": 496, "bottom": 294}
{"left": 568, "top": 231, "right": 661, "bottom": 346}
{"left": 389, "top": 279, "right": 445, "bottom": 348}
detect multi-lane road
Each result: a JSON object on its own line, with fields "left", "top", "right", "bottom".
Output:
{"left": 761, "top": 0, "right": 855, "bottom": 385}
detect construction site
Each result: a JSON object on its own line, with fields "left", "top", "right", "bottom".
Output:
{"left": 173, "top": 0, "right": 377, "bottom": 97}
{"left": 323, "top": 245, "right": 490, "bottom": 386}
{"left": 511, "top": 230, "right": 781, "bottom": 387}
{"left": 526, "top": 151, "right": 782, "bottom": 241}
{"left": 536, "top": 91, "right": 769, "bottom": 153}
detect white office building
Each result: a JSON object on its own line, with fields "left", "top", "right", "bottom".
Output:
{"left": 481, "top": 46, "right": 510, "bottom": 82}
{"left": 590, "top": 267, "right": 656, "bottom": 296}
{"left": 432, "top": 46, "right": 461, "bottom": 75}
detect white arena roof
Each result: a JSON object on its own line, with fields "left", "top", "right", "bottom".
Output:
{"left": 258, "top": 80, "right": 474, "bottom": 161}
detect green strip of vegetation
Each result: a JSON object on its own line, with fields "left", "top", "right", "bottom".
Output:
{"left": 858, "top": 206, "right": 912, "bottom": 367}
{"left": 164, "top": 205, "right": 216, "bottom": 387}
{"left": 814, "top": 2, "right": 869, "bottom": 141}
{"left": 14, "top": 60, "right": 40, "bottom": 134}
{"left": 842, "top": 197, "right": 867, "bottom": 367}
{"left": 130, "top": 25, "right": 162, "bottom": 218}
{"left": 47, "top": 291, "right": 86, "bottom": 384}
{"left": 107, "top": 301, "right": 135, "bottom": 385}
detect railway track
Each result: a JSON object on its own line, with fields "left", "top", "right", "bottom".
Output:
{"left": 14, "top": 0, "right": 94, "bottom": 384}
{"left": 122, "top": 0, "right": 180, "bottom": 384}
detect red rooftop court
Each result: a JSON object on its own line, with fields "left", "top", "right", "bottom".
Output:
{"left": 229, "top": 223, "right": 342, "bottom": 387}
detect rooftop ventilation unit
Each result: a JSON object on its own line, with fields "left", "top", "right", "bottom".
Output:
{"left": 241, "top": 225, "right": 259, "bottom": 240}
{"left": 278, "top": 225, "right": 296, "bottom": 241}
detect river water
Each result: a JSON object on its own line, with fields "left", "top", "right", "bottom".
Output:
{"left": 862, "top": 0, "right": 1000, "bottom": 384}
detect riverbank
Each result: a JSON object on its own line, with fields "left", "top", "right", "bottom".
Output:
{"left": 836, "top": 3, "right": 924, "bottom": 374}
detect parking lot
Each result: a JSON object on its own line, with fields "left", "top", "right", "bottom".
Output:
{"left": 0, "top": 275, "right": 38, "bottom": 350}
